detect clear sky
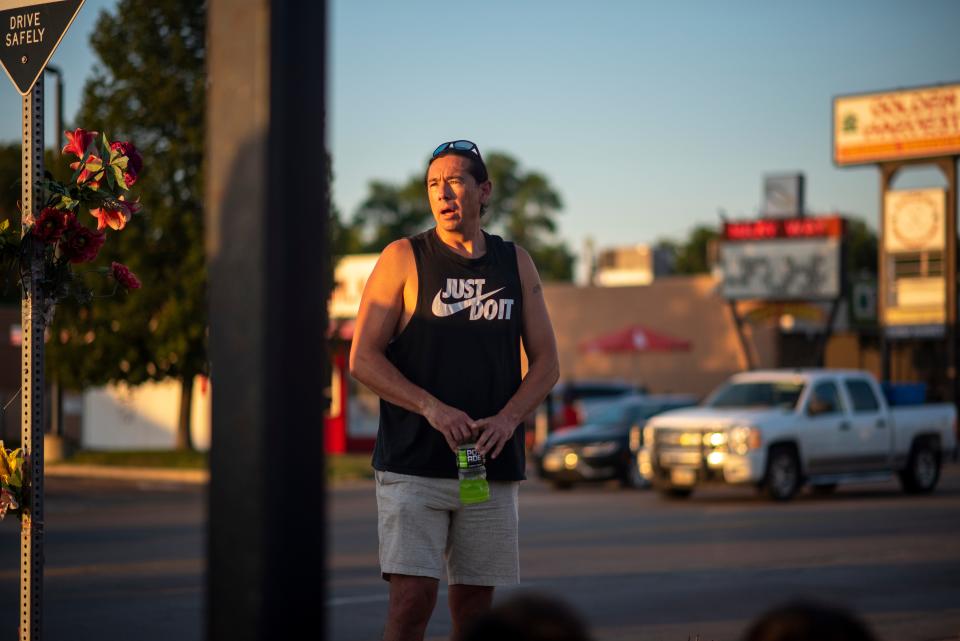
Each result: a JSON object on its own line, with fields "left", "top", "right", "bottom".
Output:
{"left": 0, "top": 1, "right": 956, "bottom": 256}
{"left": 330, "top": 0, "right": 960, "bottom": 252}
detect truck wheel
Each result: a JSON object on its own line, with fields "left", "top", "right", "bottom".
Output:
{"left": 899, "top": 441, "right": 940, "bottom": 494}
{"left": 658, "top": 487, "right": 692, "bottom": 499}
{"left": 762, "top": 447, "right": 801, "bottom": 501}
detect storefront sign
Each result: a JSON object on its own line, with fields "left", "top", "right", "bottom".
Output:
{"left": 834, "top": 83, "right": 960, "bottom": 165}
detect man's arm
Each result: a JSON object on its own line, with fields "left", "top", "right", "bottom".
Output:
{"left": 475, "top": 246, "right": 560, "bottom": 459}
{"left": 348, "top": 239, "right": 477, "bottom": 452}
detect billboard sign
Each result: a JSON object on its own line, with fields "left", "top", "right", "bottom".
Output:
{"left": 883, "top": 188, "right": 945, "bottom": 253}
{"left": 720, "top": 237, "right": 842, "bottom": 301}
{"left": 881, "top": 189, "right": 946, "bottom": 333}
{"left": 834, "top": 83, "right": 960, "bottom": 165}
{"left": 763, "top": 173, "right": 804, "bottom": 218}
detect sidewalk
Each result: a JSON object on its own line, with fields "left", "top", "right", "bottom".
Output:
{"left": 45, "top": 463, "right": 209, "bottom": 485}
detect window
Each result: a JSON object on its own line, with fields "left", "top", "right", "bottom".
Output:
{"left": 708, "top": 382, "right": 805, "bottom": 409}
{"left": 844, "top": 379, "right": 880, "bottom": 413}
{"left": 807, "top": 381, "right": 843, "bottom": 416}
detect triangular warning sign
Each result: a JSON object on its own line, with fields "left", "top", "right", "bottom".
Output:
{"left": 0, "top": 0, "right": 84, "bottom": 95}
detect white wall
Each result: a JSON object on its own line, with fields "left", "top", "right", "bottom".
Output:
{"left": 82, "top": 376, "right": 212, "bottom": 451}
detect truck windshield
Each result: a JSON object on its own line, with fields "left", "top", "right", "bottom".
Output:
{"left": 707, "top": 382, "right": 805, "bottom": 409}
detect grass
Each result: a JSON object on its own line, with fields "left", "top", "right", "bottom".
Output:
{"left": 62, "top": 449, "right": 208, "bottom": 469}
{"left": 55, "top": 449, "right": 374, "bottom": 482}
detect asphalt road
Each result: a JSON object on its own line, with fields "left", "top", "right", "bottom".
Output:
{"left": 0, "top": 465, "right": 958, "bottom": 641}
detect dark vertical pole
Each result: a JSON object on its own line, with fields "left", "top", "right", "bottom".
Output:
{"left": 45, "top": 67, "right": 64, "bottom": 439}
{"left": 878, "top": 163, "right": 896, "bottom": 383}
{"left": 941, "top": 157, "right": 958, "bottom": 407}
{"left": 20, "top": 81, "right": 45, "bottom": 641}
{"left": 264, "top": 0, "right": 328, "bottom": 632}
{"left": 728, "top": 300, "right": 755, "bottom": 370}
{"left": 206, "top": 1, "right": 328, "bottom": 640}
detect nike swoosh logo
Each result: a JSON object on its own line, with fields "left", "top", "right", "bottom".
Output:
{"left": 432, "top": 287, "right": 505, "bottom": 317}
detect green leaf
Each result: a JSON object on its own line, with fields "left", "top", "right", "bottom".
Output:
{"left": 112, "top": 165, "right": 126, "bottom": 187}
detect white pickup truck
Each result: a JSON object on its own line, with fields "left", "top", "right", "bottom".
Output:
{"left": 638, "top": 369, "right": 957, "bottom": 501}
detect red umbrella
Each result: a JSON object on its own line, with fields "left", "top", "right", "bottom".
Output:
{"left": 579, "top": 324, "right": 691, "bottom": 354}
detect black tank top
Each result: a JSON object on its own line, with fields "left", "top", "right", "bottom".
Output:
{"left": 372, "top": 229, "right": 526, "bottom": 480}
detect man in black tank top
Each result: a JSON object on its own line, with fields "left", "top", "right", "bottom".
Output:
{"left": 350, "top": 140, "right": 559, "bottom": 641}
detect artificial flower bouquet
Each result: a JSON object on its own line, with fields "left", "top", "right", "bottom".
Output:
{"left": 0, "top": 442, "right": 23, "bottom": 520}
{"left": 0, "top": 128, "right": 144, "bottom": 324}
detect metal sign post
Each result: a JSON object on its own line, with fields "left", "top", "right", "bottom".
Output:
{"left": 0, "top": 2, "right": 85, "bottom": 639}
{"left": 20, "top": 78, "right": 44, "bottom": 641}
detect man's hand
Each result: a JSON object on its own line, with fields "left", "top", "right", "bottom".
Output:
{"left": 474, "top": 413, "right": 518, "bottom": 459}
{"left": 422, "top": 398, "right": 478, "bottom": 452}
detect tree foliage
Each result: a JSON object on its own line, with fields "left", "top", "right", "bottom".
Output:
{"left": 45, "top": 0, "right": 206, "bottom": 449}
{"left": 656, "top": 225, "right": 719, "bottom": 275}
{"left": 349, "top": 151, "right": 574, "bottom": 281}
{"left": 845, "top": 218, "right": 877, "bottom": 276}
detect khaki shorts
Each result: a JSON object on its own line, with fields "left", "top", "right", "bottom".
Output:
{"left": 375, "top": 470, "right": 520, "bottom": 586}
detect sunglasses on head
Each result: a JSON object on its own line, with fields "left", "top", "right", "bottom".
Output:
{"left": 432, "top": 140, "right": 482, "bottom": 160}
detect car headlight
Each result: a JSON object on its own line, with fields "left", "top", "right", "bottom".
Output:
{"left": 729, "top": 425, "right": 762, "bottom": 455}
{"left": 629, "top": 426, "right": 641, "bottom": 451}
{"left": 643, "top": 425, "right": 655, "bottom": 447}
{"left": 581, "top": 441, "right": 620, "bottom": 457}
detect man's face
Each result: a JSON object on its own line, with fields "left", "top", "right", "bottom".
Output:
{"left": 426, "top": 155, "right": 491, "bottom": 233}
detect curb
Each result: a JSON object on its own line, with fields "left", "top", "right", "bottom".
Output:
{"left": 45, "top": 463, "right": 209, "bottom": 485}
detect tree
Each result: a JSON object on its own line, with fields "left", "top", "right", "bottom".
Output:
{"left": 657, "top": 225, "right": 719, "bottom": 275}
{"left": 484, "top": 152, "right": 573, "bottom": 281}
{"left": 352, "top": 177, "right": 431, "bottom": 252}
{"left": 845, "top": 218, "right": 877, "bottom": 276}
{"left": 46, "top": 0, "right": 206, "bottom": 450}
{"left": 350, "top": 151, "right": 575, "bottom": 281}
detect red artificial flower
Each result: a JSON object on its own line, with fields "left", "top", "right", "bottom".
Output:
{"left": 71, "top": 154, "right": 104, "bottom": 189}
{"left": 32, "top": 207, "right": 72, "bottom": 244}
{"left": 111, "top": 262, "right": 141, "bottom": 290}
{"left": 110, "top": 141, "right": 143, "bottom": 187}
{"left": 62, "top": 128, "right": 98, "bottom": 159}
{"left": 61, "top": 223, "right": 105, "bottom": 264}
{"left": 89, "top": 205, "right": 130, "bottom": 231}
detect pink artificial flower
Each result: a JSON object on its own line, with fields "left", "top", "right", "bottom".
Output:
{"left": 119, "top": 195, "right": 142, "bottom": 215}
{"left": 110, "top": 141, "right": 143, "bottom": 187}
{"left": 111, "top": 262, "right": 141, "bottom": 290}
{"left": 32, "top": 207, "right": 72, "bottom": 244}
{"left": 62, "top": 128, "right": 98, "bottom": 159}
{"left": 61, "top": 222, "right": 106, "bottom": 264}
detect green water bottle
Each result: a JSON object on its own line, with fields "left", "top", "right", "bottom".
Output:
{"left": 457, "top": 442, "right": 490, "bottom": 505}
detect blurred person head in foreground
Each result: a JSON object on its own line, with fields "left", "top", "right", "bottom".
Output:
{"left": 459, "top": 592, "right": 593, "bottom": 641}
{"left": 742, "top": 600, "right": 877, "bottom": 641}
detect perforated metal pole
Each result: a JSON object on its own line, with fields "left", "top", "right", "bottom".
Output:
{"left": 20, "top": 80, "right": 45, "bottom": 641}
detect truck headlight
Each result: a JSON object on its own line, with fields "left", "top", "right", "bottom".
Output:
{"left": 703, "top": 431, "right": 727, "bottom": 448}
{"left": 643, "top": 425, "right": 655, "bottom": 447}
{"left": 729, "top": 426, "right": 762, "bottom": 455}
{"left": 581, "top": 441, "right": 619, "bottom": 457}
{"left": 629, "top": 425, "right": 641, "bottom": 451}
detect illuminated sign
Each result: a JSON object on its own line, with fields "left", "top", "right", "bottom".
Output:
{"left": 834, "top": 83, "right": 960, "bottom": 165}
{"left": 723, "top": 216, "right": 844, "bottom": 241}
